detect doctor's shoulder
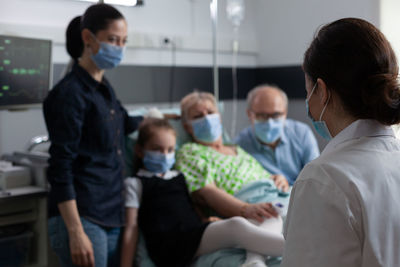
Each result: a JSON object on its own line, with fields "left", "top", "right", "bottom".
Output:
{"left": 295, "top": 152, "right": 340, "bottom": 185}
{"left": 294, "top": 145, "right": 370, "bottom": 199}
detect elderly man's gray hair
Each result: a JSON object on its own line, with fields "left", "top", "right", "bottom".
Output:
{"left": 247, "top": 84, "right": 288, "bottom": 109}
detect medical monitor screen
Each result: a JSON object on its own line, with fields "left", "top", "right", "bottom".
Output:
{"left": 0, "top": 35, "right": 51, "bottom": 109}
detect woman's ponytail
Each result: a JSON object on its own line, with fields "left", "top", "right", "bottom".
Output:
{"left": 66, "top": 16, "right": 83, "bottom": 61}
{"left": 362, "top": 73, "right": 400, "bottom": 125}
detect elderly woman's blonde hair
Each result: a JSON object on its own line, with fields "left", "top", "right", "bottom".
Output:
{"left": 180, "top": 91, "right": 217, "bottom": 122}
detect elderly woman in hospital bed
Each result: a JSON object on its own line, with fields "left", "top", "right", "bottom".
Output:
{"left": 174, "top": 91, "right": 290, "bottom": 265}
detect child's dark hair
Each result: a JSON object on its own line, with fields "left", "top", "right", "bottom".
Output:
{"left": 137, "top": 118, "right": 177, "bottom": 147}
{"left": 66, "top": 3, "right": 124, "bottom": 60}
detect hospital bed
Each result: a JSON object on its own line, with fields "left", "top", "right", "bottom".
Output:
{"left": 126, "top": 107, "right": 289, "bottom": 267}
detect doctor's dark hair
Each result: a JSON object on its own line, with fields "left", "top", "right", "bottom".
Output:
{"left": 66, "top": 3, "right": 124, "bottom": 60}
{"left": 303, "top": 18, "right": 400, "bottom": 125}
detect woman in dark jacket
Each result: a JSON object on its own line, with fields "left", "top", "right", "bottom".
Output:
{"left": 43, "top": 4, "right": 142, "bottom": 267}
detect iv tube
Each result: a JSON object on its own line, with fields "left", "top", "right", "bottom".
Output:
{"left": 230, "top": 28, "right": 239, "bottom": 138}
{"left": 210, "top": 0, "right": 219, "bottom": 102}
{"left": 226, "top": 0, "right": 244, "bottom": 138}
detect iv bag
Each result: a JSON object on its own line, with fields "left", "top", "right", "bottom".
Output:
{"left": 226, "top": 0, "right": 245, "bottom": 28}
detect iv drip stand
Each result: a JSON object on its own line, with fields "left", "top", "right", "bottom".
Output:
{"left": 210, "top": 0, "right": 219, "bottom": 102}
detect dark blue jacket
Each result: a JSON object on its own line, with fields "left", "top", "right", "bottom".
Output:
{"left": 43, "top": 63, "right": 142, "bottom": 227}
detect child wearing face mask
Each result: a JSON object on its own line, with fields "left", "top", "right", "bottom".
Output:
{"left": 120, "top": 118, "right": 285, "bottom": 267}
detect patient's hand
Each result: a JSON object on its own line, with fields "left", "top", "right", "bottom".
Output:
{"left": 272, "top": 174, "right": 289, "bottom": 192}
{"left": 243, "top": 203, "right": 278, "bottom": 222}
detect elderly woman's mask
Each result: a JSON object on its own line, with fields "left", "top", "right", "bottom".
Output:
{"left": 190, "top": 113, "right": 222, "bottom": 143}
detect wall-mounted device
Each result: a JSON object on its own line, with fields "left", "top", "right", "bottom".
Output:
{"left": 0, "top": 35, "right": 51, "bottom": 110}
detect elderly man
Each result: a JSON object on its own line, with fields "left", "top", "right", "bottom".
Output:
{"left": 235, "top": 84, "right": 319, "bottom": 186}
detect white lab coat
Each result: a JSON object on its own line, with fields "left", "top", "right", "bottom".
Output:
{"left": 281, "top": 119, "right": 400, "bottom": 267}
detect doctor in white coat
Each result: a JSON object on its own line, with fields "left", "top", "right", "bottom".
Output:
{"left": 281, "top": 18, "right": 400, "bottom": 267}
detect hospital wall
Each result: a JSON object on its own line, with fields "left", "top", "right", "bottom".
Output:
{"left": 254, "top": 0, "right": 380, "bottom": 66}
{"left": 0, "top": 0, "right": 380, "bottom": 155}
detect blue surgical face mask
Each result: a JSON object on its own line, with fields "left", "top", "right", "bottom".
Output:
{"left": 143, "top": 151, "right": 175, "bottom": 174}
{"left": 90, "top": 34, "right": 124, "bottom": 69}
{"left": 190, "top": 113, "right": 222, "bottom": 143}
{"left": 306, "top": 83, "right": 332, "bottom": 140}
{"left": 254, "top": 118, "right": 284, "bottom": 144}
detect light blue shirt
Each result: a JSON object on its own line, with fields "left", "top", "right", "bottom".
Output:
{"left": 234, "top": 119, "right": 320, "bottom": 185}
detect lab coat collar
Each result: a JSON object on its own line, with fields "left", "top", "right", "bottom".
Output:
{"left": 322, "top": 119, "right": 395, "bottom": 155}
{"left": 137, "top": 168, "right": 179, "bottom": 180}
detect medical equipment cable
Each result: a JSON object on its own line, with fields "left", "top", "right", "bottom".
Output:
{"left": 226, "top": 0, "right": 244, "bottom": 139}
{"left": 167, "top": 38, "right": 176, "bottom": 108}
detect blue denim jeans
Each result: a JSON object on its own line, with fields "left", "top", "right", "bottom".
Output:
{"left": 48, "top": 216, "right": 121, "bottom": 267}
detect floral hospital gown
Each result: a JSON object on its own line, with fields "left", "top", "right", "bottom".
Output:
{"left": 176, "top": 142, "right": 271, "bottom": 195}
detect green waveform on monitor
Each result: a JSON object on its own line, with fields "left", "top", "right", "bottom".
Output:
{"left": 0, "top": 46, "right": 4, "bottom": 50}
{"left": 28, "top": 69, "right": 40, "bottom": 75}
{"left": 2, "top": 85, "right": 9, "bottom": 90}
{"left": 9, "top": 68, "right": 41, "bottom": 75}
{"left": 3, "top": 59, "right": 10, "bottom": 65}
{"left": 0, "top": 93, "right": 3, "bottom": 97}
{"left": 4, "top": 39, "right": 11, "bottom": 44}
